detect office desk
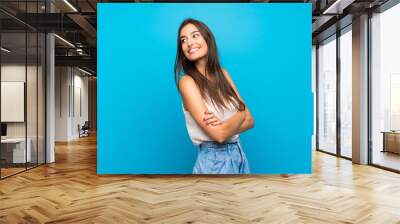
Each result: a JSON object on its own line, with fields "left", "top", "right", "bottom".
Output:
{"left": 1, "top": 138, "right": 32, "bottom": 163}
{"left": 381, "top": 131, "right": 400, "bottom": 154}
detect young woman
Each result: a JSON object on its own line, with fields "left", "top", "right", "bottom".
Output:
{"left": 174, "top": 18, "right": 254, "bottom": 174}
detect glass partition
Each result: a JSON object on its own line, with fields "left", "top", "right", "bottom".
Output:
{"left": 1, "top": 31, "right": 28, "bottom": 177}
{"left": 27, "top": 31, "right": 38, "bottom": 169}
{"left": 38, "top": 32, "right": 45, "bottom": 165}
{"left": 0, "top": 1, "right": 46, "bottom": 179}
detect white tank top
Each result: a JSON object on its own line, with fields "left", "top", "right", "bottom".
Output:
{"left": 183, "top": 96, "right": 239, "bottom": 145}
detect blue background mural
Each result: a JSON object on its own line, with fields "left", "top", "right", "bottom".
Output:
{"left": 98, "top": 3, "right": 312, "bottom": 174}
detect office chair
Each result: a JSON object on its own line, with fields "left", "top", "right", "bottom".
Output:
{"left": 79, "top": 121, "right": 90, "bottom": 138}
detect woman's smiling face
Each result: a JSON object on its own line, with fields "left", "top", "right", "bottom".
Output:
{"left": 180, "top": 23, "right": 208, "bottom": 62}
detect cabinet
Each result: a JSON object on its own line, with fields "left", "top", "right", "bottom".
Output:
{"left": 382, "top": 131, "right": 400, "bottom": 154}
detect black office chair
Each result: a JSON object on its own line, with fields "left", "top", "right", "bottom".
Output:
{"left": 79, "top": 121, "right": 90, "bottom": 138}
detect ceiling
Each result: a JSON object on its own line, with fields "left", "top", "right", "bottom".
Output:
{"left": 0, "top": 0, "right": 393, "bottom": 75}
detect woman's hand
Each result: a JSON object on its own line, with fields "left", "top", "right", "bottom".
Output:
{"left": 203, "top": 110, "right": 223, "bottom": 126}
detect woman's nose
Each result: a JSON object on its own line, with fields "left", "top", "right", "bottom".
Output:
{"left": 187, "top": 38, "right": 194, "bottom": 46}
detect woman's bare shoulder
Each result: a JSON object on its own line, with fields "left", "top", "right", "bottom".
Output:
{"left": 179, "top": 75, "right": 196, "bottom": 89}
{"left": 179, "top": 75, "right": 201, "bottom": 97}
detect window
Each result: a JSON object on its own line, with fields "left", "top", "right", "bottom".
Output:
{"left": 371, "top": 2, "right": 400, "bottom": 171}
{"left": 317, "top": 35, "right": 337, "bottom": 154}
{"left": 339, "top": 27, "right": 352, "bottom": 158}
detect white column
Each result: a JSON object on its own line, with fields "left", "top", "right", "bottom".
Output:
{"left": 46, "top": 33, "right": 55, "bottom": 163}
{"left": 46, "top": 1, "right": 55, "bottom": 163}
{"left": 352, "top": 14, "right": 369, "bottom": 164}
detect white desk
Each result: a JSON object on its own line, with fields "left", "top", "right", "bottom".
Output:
{"left": 1, "top": 138, "right": 31, "bottom": 163}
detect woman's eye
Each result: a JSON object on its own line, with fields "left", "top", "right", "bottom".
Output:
{"left": 193, "top": 33, "right": 199, "bottom": 38}
{"left": 181, "top": 39, "right": 186, "bottom": 43}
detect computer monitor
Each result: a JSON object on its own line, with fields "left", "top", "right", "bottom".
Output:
{"left": 1, "top": 123, "right": 7, "bottom": 137}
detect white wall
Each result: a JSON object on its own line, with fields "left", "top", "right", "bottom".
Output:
{"left": 1, "top": 65, "right": 39, "bottom": 138}
{"left": 1, "top": 65, "right": 26, "bottom": 135}
{"left": 55, "top": 66, "right": 69, "bottom": 141}
{"left": 72, "top": 72, "right": 89, "bottom": 138}
{"left": 55, "top": 67, "right": 89, "bottom": 141}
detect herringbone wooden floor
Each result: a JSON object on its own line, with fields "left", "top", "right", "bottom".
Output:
{"left": 1, "top": 135, "right": 400, "bottom": 224}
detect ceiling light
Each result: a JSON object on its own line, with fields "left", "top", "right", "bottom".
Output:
{"left": 54, "top": 34, "right": 75, "bottom": 48}
{"left": 322, "top": 0, "right": 342, "bottom": 14}
{"left": 1, "top": 47, "right": 11, "bottom": 53}
{"left": 78, "top": 67, "right": 93, "bottom": 76}
{"left": 63, "top": 0, "right": 78, "bottom": 12}
{"left": 322, "top": 0, "right": 355, "bottom": 15}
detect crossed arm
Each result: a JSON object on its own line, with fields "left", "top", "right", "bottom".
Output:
{"left": 179, "top": 70, "right": 254, "bottom": 143}
{"left": 221, "top": 69, "right": 254, "bottom": 134}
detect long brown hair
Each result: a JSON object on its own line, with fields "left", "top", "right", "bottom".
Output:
{"left": 174, "top": 18, "right": 245, "bottom": 112}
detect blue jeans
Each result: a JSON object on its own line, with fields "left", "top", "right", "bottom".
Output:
{"left": 193, "top": 139, "right": 250, "bottom": 174}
